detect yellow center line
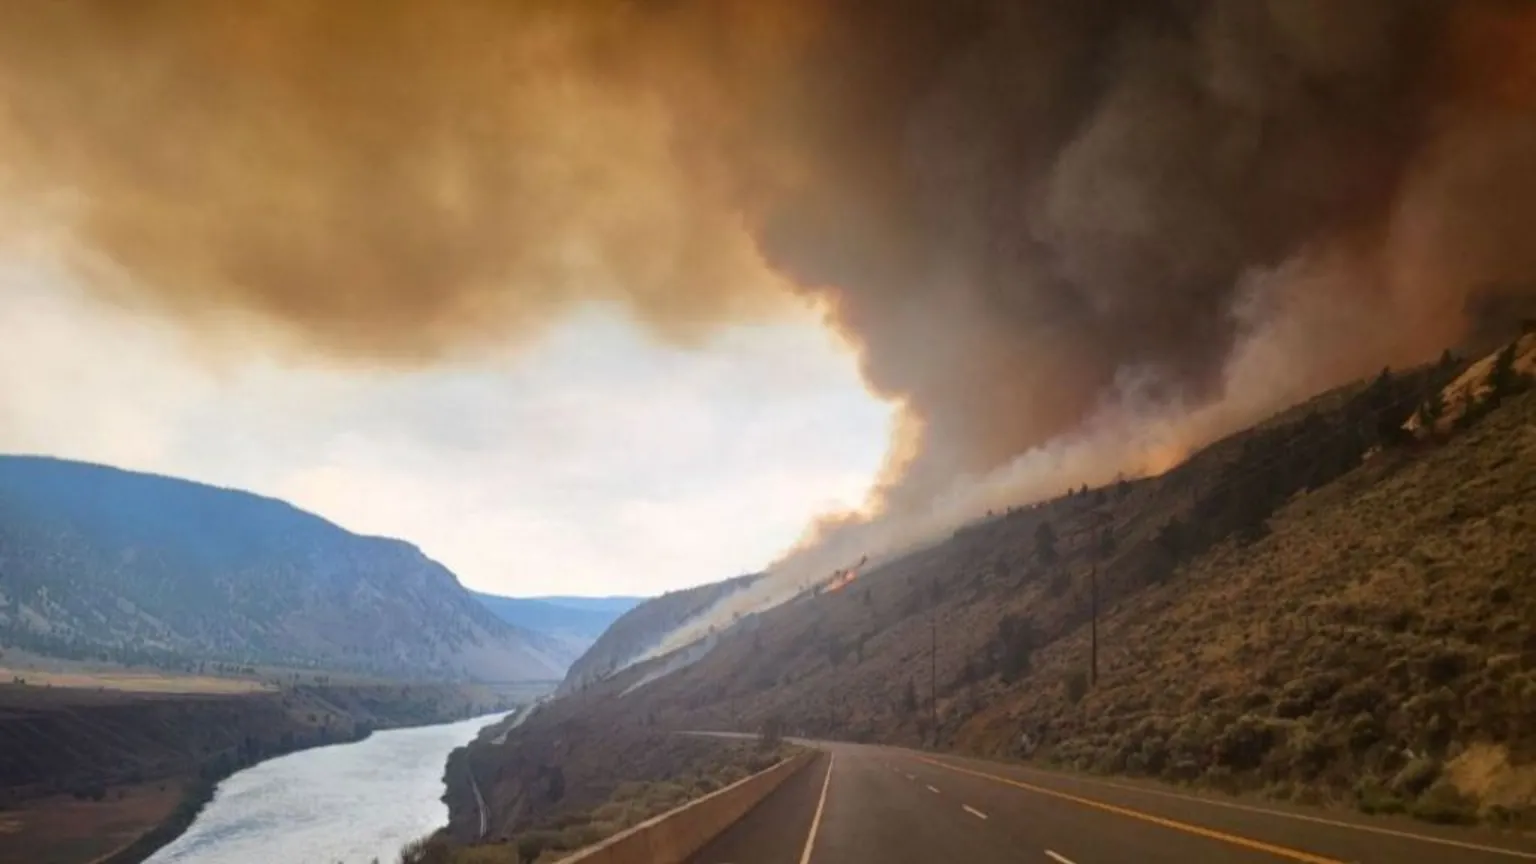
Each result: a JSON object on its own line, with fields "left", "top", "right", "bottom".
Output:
{"left": 915, "top": 757, "right": 1345, "bottom": 864}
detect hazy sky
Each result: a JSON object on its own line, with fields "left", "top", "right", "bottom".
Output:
{"left": 0, "top": 253, "right": 893, "bottom": 597}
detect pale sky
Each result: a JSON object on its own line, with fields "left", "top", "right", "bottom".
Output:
{"left": 0, "top": 255, "right": 894, "bottom": 597}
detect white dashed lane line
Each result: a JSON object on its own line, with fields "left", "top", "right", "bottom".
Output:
{"left": 962, "top": 805, "right": 988, "bottom": 820}
{"left": 926, "top": 784, "right": 941, "bottom": 794}
{"left": 1045, "top": 851, "right": 1078, "bottom": 864}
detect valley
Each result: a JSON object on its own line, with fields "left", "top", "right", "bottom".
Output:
{"left": 426, "top": 336, "right": 1536, "bottom": 861}
{"left": 5, "top": 340, "right": 1532, "bottom": 864}
{"left": 0, "top": 459, "right": 584, "bottom": 862}
{"left": 0, "top": 674, "right": 543, "bottom": 864}
{"left": 471, "top": 594, "right": 644, "bottom": 674}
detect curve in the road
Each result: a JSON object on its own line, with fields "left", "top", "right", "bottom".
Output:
{"left": 686, "top": 737, "right": 1536, "bottom": 864}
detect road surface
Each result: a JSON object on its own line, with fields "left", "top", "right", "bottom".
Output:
{"left": 687, "top": 740, "right": 1536, "bottom": 864}
{"left": 469, "top": 764, "right": 488, "bottom": 839}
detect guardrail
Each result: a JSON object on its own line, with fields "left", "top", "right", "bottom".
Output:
{"left": 554, "top": 749, "right": 816, "bottom": 864}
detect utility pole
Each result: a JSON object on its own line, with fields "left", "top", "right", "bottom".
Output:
{"left": 1090, "top": 556, "right": 1098, "bottom": 687}
{"left": 930, "top": 603, "right": 938, "bottom": 747}
{"left": 1076, "top": 506, "right": 1113, "bottom": 688}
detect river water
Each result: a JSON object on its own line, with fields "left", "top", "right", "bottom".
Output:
{"left": 147, "top": 712, "right": 505, "bottom": 864}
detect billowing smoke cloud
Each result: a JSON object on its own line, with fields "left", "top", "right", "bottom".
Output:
{"left": 0, "top": 1, "right": 806, "bottom": 358}
{"left": 3, "top": 1, "right": 1536, "bottom": 618}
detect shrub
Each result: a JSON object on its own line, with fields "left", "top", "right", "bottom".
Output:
{"left": 1390, "top": 758, "right": 1441, "bottom": 797}
{"left": 758, "top": 715, "right": 784, "bottom": 749}
{"left": 996, "top": 615, "right": 1036, "bottom": 682}
{"left": 1422, "top": 649, "right": 1469, "bottom": 686}
{"left": 1065, "top": 670, "right": 1089, "bottom": 704}
{"left": 1204, "top": 765, "right": 1242, "bottom": 795}
{"left": 1346, "top": 712, "right": 1382, "bottom": 753}
{"left": 1136, "top": 737, "right": 1169, "bottom": 776}
{"left": 515, "top": 829, "right": 565, "bottom": 863}
{"left": 1353, "top": 777, "right": 1406, "bottom": 815}
{"left": 1331, "top": 682, "right": 1385, "bottom": 716}
{"left": 397, "top": 834, "right": 452, "bottom": 864}
{"left": 1410, "top": 780, "right": 1477, "bottom": 825}
{"left": 1215, "top": 714, "right": 1282, "bottom": 771}
{"left": 1286, "top": 726, "right": 1339, "bottom": 781}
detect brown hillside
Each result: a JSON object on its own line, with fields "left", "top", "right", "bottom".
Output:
{"left": 487, "top": 349, "right": 1536, "bottom": 828}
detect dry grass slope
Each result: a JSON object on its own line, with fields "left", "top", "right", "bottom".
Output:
{"left": 958, "top": 386, "right": 1536, "bottom": 824}
{"left": 528, "top": 345, "right": 1535, "bottom": 828}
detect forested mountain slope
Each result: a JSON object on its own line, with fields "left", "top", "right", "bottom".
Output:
{"left": 0, "top": 457, "right": 563, "bottom": 681}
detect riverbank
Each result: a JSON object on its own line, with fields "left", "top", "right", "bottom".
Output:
{"left": 147, "top": 713, "right": 514, "bottom": 864}
{"left": 427, "top": 698, "right": 793, "bottom": 862}
{"left": 0, "top": 680, "right": 549, "bottom": 864}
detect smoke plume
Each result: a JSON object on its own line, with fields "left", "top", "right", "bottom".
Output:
{"left": 3, "top": 1, "right": 1535, "bottom": 606}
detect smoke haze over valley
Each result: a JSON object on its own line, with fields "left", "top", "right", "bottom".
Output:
{"left": 2, "top": 0, "right": 1535, "bottom": 610}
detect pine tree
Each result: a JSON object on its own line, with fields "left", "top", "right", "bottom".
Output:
{"left": 1419, "top": 388, "right": 1445, "bottom": 430}
{"left": 1486, "top": 341, "right": 1522, "bottom": 405}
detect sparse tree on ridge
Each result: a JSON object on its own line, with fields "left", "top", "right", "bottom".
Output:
{"left": 1419, "top": 388, "right": 1445, "bottom": 431}
{"left": 1486, "top": 341, "right": 1524, "bottom": 405}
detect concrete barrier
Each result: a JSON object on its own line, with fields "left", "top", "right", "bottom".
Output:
{"left": 554, "top": 749, "right": 817, "bottom": 864}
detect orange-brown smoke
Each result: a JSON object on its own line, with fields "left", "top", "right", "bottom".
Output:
{"left": 0, "top": 1, "right": 809, "bottom": 358}
{"left": 3, "top": 0, "right": 1535, "bottom": 520}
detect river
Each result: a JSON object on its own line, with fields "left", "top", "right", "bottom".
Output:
{"left": 146, "top": 712, "right": 505, "bottom": 864}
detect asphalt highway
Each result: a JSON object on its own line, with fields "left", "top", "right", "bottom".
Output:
{"left": 686, "top": 740, "right": 1536, "bottom": 864}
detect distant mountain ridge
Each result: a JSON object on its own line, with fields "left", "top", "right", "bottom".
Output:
{"left": 560, "top": 573, "right": 760, "bottom": 692}
{"left": 470, "top": 592, "right": 643, "bottom": 670}
{"left": 528, "top": 595, "right": 644, "bottom": 614}
{"left": 0, "top": 456, "right": 563, "bottom": 681}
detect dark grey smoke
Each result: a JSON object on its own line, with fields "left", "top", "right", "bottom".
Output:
{"left": 2, "top": 0, "right": 1534, "bottom": 518}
